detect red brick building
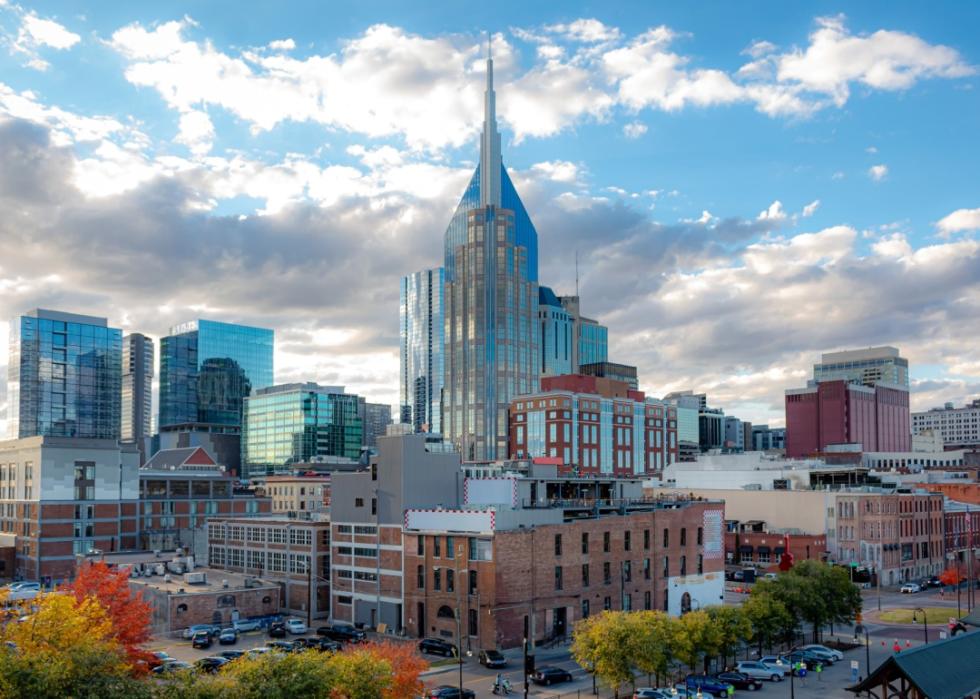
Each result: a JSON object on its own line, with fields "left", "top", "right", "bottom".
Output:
{"left": 944, "top": 503, "right": 979, "bottom": 585}
{"left": 509, "top": 374, "right": 678, "bottom": 476}
{"left": 785, "top": 380, "right": 911, "bottom": 458}
{"left": 725, "top": 522, "right": 827, "bottom": 571}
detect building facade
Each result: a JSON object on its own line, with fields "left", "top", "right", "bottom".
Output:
{"left": 7, "top": 309, "right": 122, "bottom": 440}
{"left": 121, "top": 333, "right": 153, "bottom": 463}
{"left": 813, "top": 346, "right": 909, "bottom": 388}
{"left": 159, "top": 319, "right": 274, "bottom": 430}
{"left": 362, "top": 402, "right": 392, "bottom": 449}
{"left": 242, "top": 383, "right": 362, "bottom": 478}
{"left": 725, "top": 521, "right": 827, "bottom": 571}
{"left": 751, "top": 426, "right": 786, "bottom": 451}
{"left": 785, "top": 379, "right": 911, "bottom": 457}
{"left": 912, "top": 400, "right": 980, "bottom": 450}
{"left": 579, "top": 362, "right": 639, "bottom": 390}
{"left": 538, "top": 286, "right": 575, "bottom": 377}
{"left": 262, "top": 475, "right": 331, "bottom": 518}
{"left": 442, "top": 50, "right": 539, "bottom": 461}
{"left": 508, "top": 374, "right": 678, "bottom": 476}
{"left": 724, "top": 416, "right": 745, "bottom": 452}
{"left": 556, "top": 295, "right": 609, "bottom": 369}
{"left": 0, "top": 436, "right": 139, "bottom": 581}
{"left": 399, "top": 268, "right": 445, "bottom": 434}
{"left": 944, "top": 502, "right": 979, "bottom": 585}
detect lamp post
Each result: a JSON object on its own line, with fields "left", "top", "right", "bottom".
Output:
{"left": 854, "top": 624, "right": 870, "bottom": 697}
{"left": 776, "top": 658, "right": 794, "bottom": 699}
{"left": 912, "top": 607, "right": 928, "bottom": 645}
{"left": 455, "top": 543, "right": 465, "bottom": 699}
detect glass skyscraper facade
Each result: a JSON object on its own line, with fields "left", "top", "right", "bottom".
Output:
{"left": 399, "top": 267, "right": 445, "bottom": 434}
{"left": 443, "top": 48, "right": 539, "bottom": 460}
{"left": 538, "top": 286, "right": 575, "bottom": 377}
{"left": 7, "top": 309, "right": 122, "bottom": 439}
{"left": 812, "top": 346, "right": 909, "bottom": 388}
{"left": 121, "top": 333, "right": 154, "bottom": 461}
{"left": 242, "top": 383, "right": 362, "bottom": 477}
{"left": 578, "top": 318, "right": 608, "bottom": 367}
{"left": 159, "top": 319, "right": 274, "bottom": 430}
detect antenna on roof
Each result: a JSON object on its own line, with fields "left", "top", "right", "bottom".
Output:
{"left": 487, "top": 30, "right": 492, "bottom": 60}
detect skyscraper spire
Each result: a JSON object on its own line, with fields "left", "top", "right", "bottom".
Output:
{"left": 480, "top": 32, "right": 502, "bottom": 208}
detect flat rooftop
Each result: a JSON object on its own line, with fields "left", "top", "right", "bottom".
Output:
{"left": 128, "top": 568, "right": 277, "bottom": 594}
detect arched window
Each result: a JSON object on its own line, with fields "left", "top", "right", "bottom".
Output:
{"left": 437, "top": 605, "right": 455, "bottom": 619}
{"left": 176, "top": 603, "right": 188, "bottom": 613}
{"left": 680, "top": 592, "right": 692, "bottom": 614}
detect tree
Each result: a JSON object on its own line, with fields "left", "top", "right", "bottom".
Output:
{"left": 66, "top": 561, "right": 154, "bottom": 669}
{"left": 361, "top": 641, "right": 428, "bottom": 699}
{"left": 705, "top": 606, "right": 751, "bottom": 669}
{"left": 670, "top": 610, "right": 722, "bottom": 674}
{"left": 571, "top": 612, "right": 636, "bottom": 697}
{"left": 743, "top": 590, "right": 794, "bottom": 654}
{"left": 629, "top": 611, "right": 674, "bottom": 687}
{"left": 939, "top": 566, "right": 961, "bottom": 587}
{"left": 324, "top": 646, "right": 395, "bottom": 699}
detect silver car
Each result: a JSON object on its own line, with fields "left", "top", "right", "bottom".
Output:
{"left": 740, "top": 659, "right": 786, "bottom": 681}
{"left": 801, "top": 644, "right": 844, "bottom": 661}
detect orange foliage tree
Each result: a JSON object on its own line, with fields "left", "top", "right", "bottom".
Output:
{"left": 64, "top": 560, "right": 153, "bottom": 669}
{"left": 361, "top": 640, "right": 429, "bottom": 699}
{"left": 939, "top": 566, "right": 961, "bottom": 587}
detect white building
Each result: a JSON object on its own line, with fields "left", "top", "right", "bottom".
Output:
{"left": 912, "top": 399, "right": 980, "bottom": 449}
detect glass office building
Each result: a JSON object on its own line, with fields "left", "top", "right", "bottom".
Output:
{"left": 242, "top": 383, "right": 362, "bottom": 477}
{"left": 578, "top": 318, "right": 608, "bottom": 368}
{"left": 812, "top": 346, "right": 909, "bottom": 388}
{"left": 159, "top": 319, "right": 274, "bottom": 430}
{"left": 7, "top": 309, "right": 122, "bottom": 439}
{"left": 538, "top": 286, "right": 575, "bottom": 377}
{"left": 399, "top": 268, "right": 445, "bottom": 434}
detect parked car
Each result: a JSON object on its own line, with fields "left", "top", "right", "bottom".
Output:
{"left": 191, "top": 631, "right": 213, "bottom": 650}
{"left": 218, "top": 628, "right": 238, "bottom": 645}
{"left": 714, "top": 671, "right": 763, "bottom": 691}
{"left": 633, "top": 689, "right": 674, "bottom": 698}
{"left": 671, "top": 687, "right": 700, "bottom": 698}
{"left": 195, "top": 656, "right": 229, "bottom": 674}
{"left": 268, "top": 621, "right": 287, "bottom": 638}
{"left": 925, "top": 575, "right": 941, "bottom": 588}
{"left": 901, "top": 582, "right": 922, "bottom": 594}
{"left": 732, "top": 570, "right": 745, "bottom": 581}
{"left": 736, "top": 660, "right": 784, "bottom": 681}
{"left": 779, "top": 650, "right": 824, "bottom": 670}
{"left": 233, "top": 618, "right": 262, "bottom": 633}
{"left": 183, "top": 624, "right": 220, "bottom": 640}
{"left": 531, "top": 666, "right": 574, "bottom": 686}
{"left": 424, "top": 686, "right": 476, "bottom": 699}
{"left": 148, "top": 651, "right": 173, "bottom": 669}
{"left": 284, "top": 618, "right": 308, "bottom": 635}
{"left": 417, "top": 637, "right": 457, "bottom": 657}
{"left": 792, "top": 646, "right": 836, "bottom": 665}
{"left": 763, "top": 572, "right": 779, "bottom": 581}
{"left": 219, "top": 649, "right": 245, "bottom": 661}
{"left": 4, "top": 582, "right": 41, "bottom": 601}
{"left": 478, "top": 649, "right": 507, "bottom": 668}
{"left": 315, "top": 638, "right": 342, "bottom": 653}
{"left": 245, "top": 647, "right": 272, "bottom": 658}
{"left": 800, "top": 644, "right": 844, "bottom": 661}
{"left": 268, "top": 640, "right": 299, "bottom": 653}
{"left": 685, "top": 674, "right": 735, "bottom": 698}
{"left": 152, "top": 660, "right": 192, "bottom": 674}
{"left": 316, "top": 624, "right": 367, "bottom": 643}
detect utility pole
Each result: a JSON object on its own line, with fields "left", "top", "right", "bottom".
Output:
{"left": 455, "top": 543, "right": 464, "bottom": 698}
{"left": 307, "top": 560, "right": 313, "bottom": 630}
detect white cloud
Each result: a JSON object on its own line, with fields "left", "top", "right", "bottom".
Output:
{"left": 872, "top": 232, "right": 913, "bottom": 259}
{"left": 868, "top": 164, "right": 888, "bottom": 181}
{"left": 545, "top": 18, "right": 621, "bottom": 43}
{"left": 832, "top": 171, "right": 845, "bottom": 180}
{"left": 622, "top": 121, "right": 647, "bottom": 138}
{"left": 8, "top": 10, "right": 81, "bottom": 70}
{"left": 268, "top": 38, "right": 295, "bottom": 51}
{"left": 866, "top": 145, "right": 878, "bottom": 154}
{"left": 936, "top": 207, "right": 980, "bottom": 236}
{"left": 0, "top": 83, "right": 128, "bottom": 145}
{"left": 530, "top": 160, "right": 580, "bottom": 183}
{"left": 757, "top": 200, "right": 786, "bottom": 221}
{"left": 175, "top": 110, "right": 215, "bottom": 155}
{"left": 801, "top": 199, "right": 820, "bottom": 217}
{"left": 743, "top": 40, "right": 777, "bottom": 58}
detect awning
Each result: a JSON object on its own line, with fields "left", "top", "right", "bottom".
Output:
{"left": 757, "top": 546, "right": 771, "bottom": 554}
{"left": 738, "top": 545, "right": 753, "bottom": 553}
{"left": 774, "top": 547, "right": 785, "bottom": 555}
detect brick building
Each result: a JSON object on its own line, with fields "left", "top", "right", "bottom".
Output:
{"left": 725, "top": 520, "right": 827, "bottom": 570}
{"left": 785, "top": 379, "right": 911, "bottom": 458}
{"left": 0, "top": 436, "right": 140, "bottom": 582}
{"left": 207, "top": 516, "right": 331, "bottom": 622}
{"left": 508, "top": 374, "right": 678, "bottom": 476}
{"left": 403, "top": 480, "right": 724, "bottom": 650}
{"left": 944, "top": 501, "right": 979, "bottom": 584}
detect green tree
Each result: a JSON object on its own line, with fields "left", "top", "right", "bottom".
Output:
{"left": 629, "top": 611, "right": 673, "bottom": 687}
{"left": 670, "top": 610, "right": 722, "bottom": 674}
{"left": 571, "top": 612, "right": 636, "bottom": 697}
{"left": 742, "top": 590, "right": 794, "bottom": 654}
{"left": 705, "top": 606, "right": 752, "bottom": 669}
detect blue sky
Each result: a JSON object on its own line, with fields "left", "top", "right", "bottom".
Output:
{"left": 0, "top": 1, "right": 978, "bottom": 430}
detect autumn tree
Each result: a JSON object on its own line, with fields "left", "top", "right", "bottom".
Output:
{"left": 705, "top": 606, "right": 752, "bottom": 669}
{"left": 361, "top": 641, "right": 428, "bottom": 699}
{"left": 671, "top": 609, "right": 722, "bottom": 674}
{"left": 66, "top": 560, "right": 153, "bottom": 668}
{"left": 630, "top": 611, "right": 674, "bottom": 687}
{"left": 571, "top": 611, "right": 636, "bottom": 697}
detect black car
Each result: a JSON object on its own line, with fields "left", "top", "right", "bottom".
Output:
{"left": 531, "top": 666, "right": 574, "bottom": 686}
{"left": 925, "top": 575, "right": 941, "bottom": 588}
{"left": 269, "top": 640, "right": 299, "bottom": 653}
{"left": 315, "top": 638, "right": 342, "bottom": 653}
{"left": 316, "top": 624, "right": 367, "bottom": 643}
{"left": 478, "top": 649, "right": 507, "bottom": 668}
{"left": 195, "top": 657, "right": 229, "bottom": 674}
{"left": 268, "top": 621, "right": 287, "bottom": 638}
{"left": 715, "top": 671, "right": 763, "bottom": 691}
{"left": 191, "top": 631, "right": 213, "bottom": 649}
{"left": 424, "top": 686, "right": 476, "bottom": 699}
{"left": 418, "top": 638, "right": 457, "bottom": 657}
{"left": 291, "top": 637, "right": 318, "bottom": 649}
{"left": 219, "top": 649, "right": 245, "bottom": 661}
{"left": 218, "top": 628, "right": 238, "bottom": 645}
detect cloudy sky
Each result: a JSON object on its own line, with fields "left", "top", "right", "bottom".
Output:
{"left": 1, "top": 1, "right": 979, "bottom": 432}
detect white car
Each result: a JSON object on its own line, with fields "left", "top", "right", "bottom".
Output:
{"left": 285, "top": 618, "right": 308, "bottom": 634}
{"left": 900, "top": 582, "right": 921, "bottom": 594}
{"left": 801, "top": 644, "right": 844, "bottom": 661}
{"left": 736, "top": 660, "right": 785, "bottom": 682}
{"left": 5, "top": 582, "right": 40, "bottom": 601}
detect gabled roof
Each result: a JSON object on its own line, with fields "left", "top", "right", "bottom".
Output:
{"left": 961, "top": 607, "right": 980, "bottom": 627}
{"left": 143, "top": 446, "right": 217, "bottom": 470}
{"left": 848, "top": 629, "right": 980, "bottom": 697}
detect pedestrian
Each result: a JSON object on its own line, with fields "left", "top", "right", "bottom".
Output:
{"left": 798, "top": 662, "right": 807, "bottom": 686}
{"left": 815, "top": 662, "right": 823, "bottom": 681}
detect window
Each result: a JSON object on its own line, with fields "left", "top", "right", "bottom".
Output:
{"left": 680, "top": 555, "right": 687, "bottom": 576}
{"left": 624, "top": 531, "right": 631, "bottom": 551}
{"left": 603, "top": 562, "right": 611, "bottom": 585}
{"left": 623, "top": 561, "right": 632, "bottom": 582}
{"left": 663, "top": 556, "right": 669, "bottom": 578}
{"left": 433, "top": 569, "right": 441, "bottom": 591}
{"left": 355, "top": 498, "right": 364, "bottom": 508}
{"left": 697, "top": 527, "right": 703, "bottom": 546}
{"left": 446, "top": 569, "right": 455, "bottom": 592}
{"left": 417, "top": 537, "right": 425, "bottom": 556}
{"left": 663, "top": 529, "right": 669, "bottom": 547}
{"left": 469, "top": 570, "right": 477, "bottom": 595}
{"left": 643, "top": 529, "right": 650, "bottom": 550}
{"left": 603, "top": 596, "right": 612, "bottom": 611}
{"left": 643, "top": 558, "right": 651, "bottom": 580}
{"left": 468, "top": 538, "right": 492, "bottom": 561}
{"left": 417, "top": 565, "right": 424, "bottom": 589}
{"left": 468, "top": 608, "right": 478, "bottom": 637}
{"left": 644, "top": 591, "right": 651, "bottom": 610}
{"left": 603, "top": 532, "right": 610, "bottom": 553}
{"left": 623, "top": 593, "right": 632, "bottom": 611}
{"left": 581, "top": 599, "right": 590, "bottom": 619}
{"left": 371, "top": 498, "right": 377, "bottom": 515}
{"left": 446, "top": 536, "right": 455, "bottom": 558}
{"left": 554, "top": 566, "right": 563, "bottom": 591}
{"left": 581, "top": 532, "right": 589, "bottom": 554}
{"left": 554, "top": 534, "right": 562, "bottom": 556}
{"left": 581, "top": 564, "right": 590, "bottom": 586}
{"left": 434, "top": 537, "right": 441, "bottom": 557}
{"left": 680, "top": 528, "right": 687, "bottom": 546}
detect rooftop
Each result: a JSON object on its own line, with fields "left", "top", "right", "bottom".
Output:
{"left": 128, "top": 567, "right": 277, "bottom": 595}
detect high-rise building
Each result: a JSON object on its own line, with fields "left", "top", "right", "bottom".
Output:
{"left": 812, "top": 346, "right": 909, "bottom": 388}
{"left": 7, "top": 309, "right": 122, "bottom": 440}
{"left": 158, "top": 319, "right": 274, "bottom": 431}
{"left": 538, "top": 286, "right": 575, "bottom": 377}
{"left": 399, "top": 268, "right": 444, "bottom": 434}
{"left": 121, "top": 333, "right": 153, "bottom": 462}
{"left": 724, "top": 416, "right": 745, "bottom": 452}
{"left": 443, "top": 47, "right": 539, "bottom": 460}
{"left": 579, "top": 361, "right": 639, "bottom": 390}
{"left": 242, "top": 383, "right": 362, "bottom": 478}
{"left": 363, "top": 402, "right": 392, "bottom": 448}
{"left": 911, "top": 399, "right": 980, "bottom": 450}
{"left": 556, "top": 295, "right": 608, "bottom": 369}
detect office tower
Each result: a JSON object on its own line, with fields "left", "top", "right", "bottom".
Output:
{"left": 579, "top": 361, "right": 639, "bottom": 390}
{"left": 443, "top": 45, "right": 539, "bottom": 460}
{"left": 558, "top": 295, "right": 608, "bottom": 369}
{"left": 242, "top": 383, "right": 362, "bottom": 477}
{"left": 363, "top": 402, "right": 392, "bottom": 448}
{"left": 121, "top": 333, "right": 153, "bottom": 462}
{"left": 812, "top": 346, "right": 909, "bottom": 388}
{"left": 7, "top": 309, "right": 122, "bottom": 440}
{"left": 912, "top": 399, "right": 980, "bottom": 449}
{"left": 399, "top": 268, "right": 445, "bottom": 433}
{"left": 538, "top": 286, "right": 575, "bottom": 377}
{"left": 158, "top": 319, "right": 273, "bottom": 430}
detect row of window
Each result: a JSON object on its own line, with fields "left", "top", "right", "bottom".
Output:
{"left": 556, "top": 527, "right": 704, "bottom": 556}
{"left": 208, "top": 523, "right": 315, "bottom": 546}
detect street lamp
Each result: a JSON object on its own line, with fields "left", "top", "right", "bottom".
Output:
{"left": 854, "top": 624, "right": 871, "bottom": 697}
{"left": 776, "top": 658, "right": 794, "bottom": 699}
{"left": 912, "top": 608, "right": 928, "bottom": 645}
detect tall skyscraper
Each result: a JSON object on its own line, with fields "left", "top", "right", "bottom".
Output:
{"left": 121, "top": 333, "right": 153, "bottom": 461}
{"left": 363, "top": 402, "right": 392, "bottom": 448}
{"left": 557, "top": 295, "right": 608, "bottom": 369}
{"left": 812, "top": 346, "right": 909, "bottom": 388}
{"left": 399, "top": 268, "right": 444, "bottom": 434}
{"left": 7, "top": 309, "right": 122, "bottom": 439}
{"left": 538, "top": 286, "right": 575, "bottom": 377}
{"left": 159, "top": 319, "right": 274, "bottom": 431}
{"left": 443, "top": 45, "right": 539, "bottom": 460}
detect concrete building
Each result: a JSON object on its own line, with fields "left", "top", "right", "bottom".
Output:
{"left": 813, "top": 346, "right": 909, "bottom": 388}
{"left": 400, "top": 267, "right": 445, "bottom": 434}
{"left": 538, "top": 286, "right": 576, "bottom": 377}
{"left": 912, "top": 400, "right": 980, "bottom": 450}
{"left": 785, "top": 379, "right": 911, "bottom": 457}
{"left": 579, "top": 362, "right": 639, "bottom": 390}
{"left": 0, "top": 436, "right": 139, "bottom": 581}
{"left": 329, "top": 434, "right": 461, "bottom": 630}
{"left": 659, "top": 453, "right": 870, "bottom": 492}
{"left": 861, "top": 449, "right": 969, "bottom": 472}
{"left": 699, "top": 409, "right": 725, "bottom": 452}
{"left": 724, "top": 416, "right": 745, "bottom": 452}
{"left": 362, "top": 402, "right": 392, "bottom": 449}
{"left": 262, "top": 474, "right": 331, "bottom": 518}
{"left": 121, "top": 333, "right": 153, "bottom": 464}
{"left": 403, "top": 479, "right": 725, "bottom": 649}
{"left": 508, "top": 374, "right": 678, "bottom": 476}
{"left": 207, "top": 515, "right": 331, "bottom": 622}
{"left": 750, "top": 426, "right": 786, "bottom": 452}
